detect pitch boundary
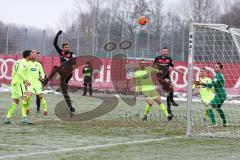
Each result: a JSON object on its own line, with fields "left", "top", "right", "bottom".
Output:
{"left": 0, "top": 136, "right": 183, "bottom": 159}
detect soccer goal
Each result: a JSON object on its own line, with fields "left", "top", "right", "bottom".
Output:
{"left": 187, "top": 23, "right": 240, "bottom": 138}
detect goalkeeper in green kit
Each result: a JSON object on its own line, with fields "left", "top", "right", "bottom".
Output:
{"left": 194, "top": 63, "right": 227, "bottom": 127}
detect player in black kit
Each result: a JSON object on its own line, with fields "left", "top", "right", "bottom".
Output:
{"left": 40, "top": 31, "right": 76, "bottom": 113}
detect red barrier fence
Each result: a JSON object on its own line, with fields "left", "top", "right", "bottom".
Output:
{"left": 0, "top": 55, "right": 239, "bottom": 94}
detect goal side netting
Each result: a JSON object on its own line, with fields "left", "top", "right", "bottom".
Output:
{"left": 187, "top": 23, "right": 240, "bottom": 138}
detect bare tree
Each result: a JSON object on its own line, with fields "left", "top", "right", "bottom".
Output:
{"left": 181, "top": 0, "right": 220, "bottom": 23}
{"left": 148, "top": 0, "right": 163, "bottom": 32}
{"left": 0, "top": 21, "right": 6, "bottom": 53}
{"left": 57, "top": 11, "right": 78, "bottom": 32}
{"left": 220, "top": 1, "right": 240, "bottom": 27}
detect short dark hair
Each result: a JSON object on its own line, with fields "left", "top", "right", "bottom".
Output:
{"left": 22, "top": 50, "right": 32, "bottom": 58}
{"left": 162, "top": 47, "right": 168, "bottom": 50}
{"left": 139, "top": 59, "right": 145, "bottom": 62}
{"left": 62, "top": 42, "right": 69, "bottom": 48}
{"left": 216, "top": 62, "right": 223, "bottom": 69}
{"left": 201, "top": 67, "right": 207, "bottom": 71}
{"left": 37, "top": 52, "right": 40, "bottom": 54}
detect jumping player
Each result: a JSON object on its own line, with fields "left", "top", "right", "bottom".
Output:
{"left": 134, "top": 59, "right": 172, "bottom": 121}
{"left": 41, "top": 30, "right": 76, "bottom": 113}
{"left": 154, "top": 47, "right": 183, "bottom": 117}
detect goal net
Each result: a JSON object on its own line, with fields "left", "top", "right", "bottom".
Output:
{"left": 187, "top": 23, "right": 240, "bottom": 138}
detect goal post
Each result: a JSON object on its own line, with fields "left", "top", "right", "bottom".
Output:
{"left": 186, "top": 23, "right": 194, "bottom": 137}
{"left": 187, "top": 23, "right": 240, "bottom": 138}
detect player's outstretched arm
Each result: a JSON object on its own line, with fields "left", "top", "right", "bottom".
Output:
{"left": 201, "top": 79, "right": 217, "bottom": 88}
{"left": 147, "top": 66, "right": 163, "bottom": 74}
{"left": 171, "top": 67, "right": 183, "bottom": 75}
{"left": 192, "top": 83, "right": 200, "bottom": 95}
{"left": 53, "top": 30, "right": 63, "bottom": 54}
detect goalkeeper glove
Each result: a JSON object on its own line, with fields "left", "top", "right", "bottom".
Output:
{"left": 194, "top": 80, "right": 202, "bottom": 85}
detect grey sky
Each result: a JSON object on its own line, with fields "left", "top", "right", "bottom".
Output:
{"left": 0, "top": 0, "right": 75, "bottom": 30}
{"left": 0, "top": 0, "right": 230, "bottom": 30}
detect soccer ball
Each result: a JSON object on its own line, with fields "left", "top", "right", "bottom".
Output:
{"left": 138, "top": 16, "right": 148, "bottom": 26}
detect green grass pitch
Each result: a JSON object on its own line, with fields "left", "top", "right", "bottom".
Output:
{"left": 0, "top": 92, "right": 240, "bottom": 160}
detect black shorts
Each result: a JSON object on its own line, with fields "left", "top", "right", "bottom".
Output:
{"left": 158, "top": 78, "right": 173, "bottom": 93}
{"left": 84, "top": 76, "right": 92, "bottom": 84}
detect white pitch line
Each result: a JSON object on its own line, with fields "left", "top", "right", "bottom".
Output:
{"left": 0, "top": 136, "right": 183, "bottom": 159}
{"left": 0, "top": 144, "right": 65, "bottom": 150}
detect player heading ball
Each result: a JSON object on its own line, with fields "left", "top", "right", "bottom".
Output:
{"left": 154, "top": 47, "right": 183, "bottom": 118}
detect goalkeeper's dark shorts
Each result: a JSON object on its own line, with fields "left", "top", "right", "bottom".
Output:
{"left": 210, "top": 94, "right": 226, "bottom": 108}
{"left": 158, "top": 78, "right": 173, "bottom": 93}
{"left": 84, "top": 76, "right": 92, "bottom": 84}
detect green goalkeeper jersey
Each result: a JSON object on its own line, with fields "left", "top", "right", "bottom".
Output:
{"left": 204, "top": 72, "right": 227, "bottom": 98}
{"left": 193, "top": 77, "right": 214, "bottom": 103}
{"left": 11, "top": 58, "right": 30, "bottom": 85}
{"left": 135, "top": 67, "right": 159, "bottom": 92}
{"left": 27, "top": 61, "right": 45, "bottom": 86}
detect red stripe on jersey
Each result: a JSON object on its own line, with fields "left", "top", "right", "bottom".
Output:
{"left": 157, "top": 58, "right": 170, "bottom": 64}
{"left": 61, "top": 52, "right": 71, "bottom": 58}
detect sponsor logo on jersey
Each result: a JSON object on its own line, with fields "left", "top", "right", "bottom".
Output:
{"left": 157, "top": 58, "right": 170, "bottom": 64}
{"left": 143, "top": 74, "right": 149, "bottom": 79}
{"left": 31, "top": 68, "right": 37, "bottom": 71}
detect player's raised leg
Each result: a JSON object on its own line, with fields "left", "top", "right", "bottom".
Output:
{"left": 41, "top": 66, "right": 58, "bottom": 86}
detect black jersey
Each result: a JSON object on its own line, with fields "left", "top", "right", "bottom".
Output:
{"left": 53, "top": 32, "right": 76, "bottom": 64}
{"left": 154, "top": 55, "right": 174, "bottom": 79}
